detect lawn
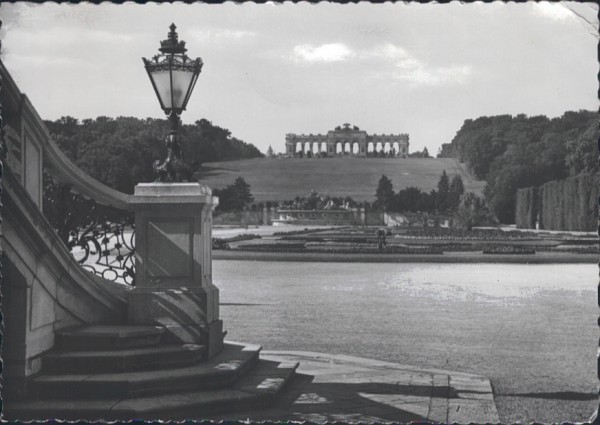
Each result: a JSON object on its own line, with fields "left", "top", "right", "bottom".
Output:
{"left": 196, "top": 157, "right": 485, "bottom": 202}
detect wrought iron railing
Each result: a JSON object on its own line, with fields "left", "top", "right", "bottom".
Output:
{"left": 43, "top": 172, "right": 136, "bottom": 285}
{"left": 68, "top": 218, "right": 135, "bottom": 285}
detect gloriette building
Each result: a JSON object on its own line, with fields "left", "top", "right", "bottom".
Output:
{"left": 285, "top": 123, "right": 409, "bottom": 158}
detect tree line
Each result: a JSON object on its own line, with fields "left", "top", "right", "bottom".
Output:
{"left": 375, "top": 171, "right": 465, "bottom": 213}
{"left": 375, "top": 172, "right": 493, "bottom": 229}
{"left": 44, "top": 116, "right": 263, "bottom": 194}
{"left": 437, "top": 110, "right": 597, "bottom": 223}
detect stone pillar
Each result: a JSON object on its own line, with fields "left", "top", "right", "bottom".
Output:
{"left": 128, "top": 183, "right": 223, "bottom": 358}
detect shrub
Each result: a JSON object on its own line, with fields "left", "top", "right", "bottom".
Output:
{"left": 212, "top": 238, "right": 231, "bottom": 250}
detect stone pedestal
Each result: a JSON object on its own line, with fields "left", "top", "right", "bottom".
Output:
{"left": 128, "top": 183, "right": 223, "bottom": 358}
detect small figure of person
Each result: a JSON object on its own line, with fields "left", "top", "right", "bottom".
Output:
{"left": 376, "top": 228, "right": 387, "bottom": 251}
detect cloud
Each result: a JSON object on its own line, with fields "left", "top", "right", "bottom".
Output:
{"left": 7, "top": 55, "right": 91, "bottom": 69}
{"left": 292, "top": 43, "right": 356, "bottom": 63}
{"left": 394, "top": 64, "right": 473, "bottom": 86}
{"left": 6, "top": 27, "right": 134, "bottom": 48}
{"left": 368, "top": 43, "right": 472, "bottom": 87}
{"left": 190, "top": 29, "right": 256, "bottom": 43}
{"left": 370, "top": 43, "right": 409, "bottom": 61}
{"left": 288, "top": 41, "right": 471, "bottom": 86}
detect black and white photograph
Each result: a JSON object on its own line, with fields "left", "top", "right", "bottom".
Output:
{"left": 0, "top": 2, "right": 597, "bottom": 423}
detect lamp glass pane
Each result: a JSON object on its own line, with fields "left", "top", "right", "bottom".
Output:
{"left": 150, "top": 70, "right": 172, "bottom": 109}
{"left": 171, "top": 69, "right": 196, "bottom": 110}
{"left": 183, "top": 73, "right": 200, "bottom": 108}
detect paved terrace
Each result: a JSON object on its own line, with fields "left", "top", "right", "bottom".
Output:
{"left": 215, "top": 349, "right": 498, "bottom": 422}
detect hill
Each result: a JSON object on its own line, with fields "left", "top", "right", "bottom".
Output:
{"left": 197, "top": 157, "right": 485, "bottom": 203}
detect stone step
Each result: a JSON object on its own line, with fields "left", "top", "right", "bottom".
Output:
{"left": 32, "top": 342, "right": 261, "bottom": 400}
{"left": 56, "top": 325, "right": 165, "bottom": 351}
{"left": 211, "top": 369, "right": 314, "bottom": 421}
{"left": 5, "top": 359, "right": 298, "bottom": 421}
{"left": 43, "top": 344, "right": 206, "bottom": 374}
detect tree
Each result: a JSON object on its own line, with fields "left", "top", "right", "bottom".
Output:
{"left": 44, "top": 116, "right": 264, "bottom": 194}
{"left": 214, "top": 177, "right": 254, "bottom": 212}
{"left": 436, "top": 170, "right": 450, "bottom": 211}
{"left": 374, "top": 175, "right": 394, "bottom": 210}
{"left": 394, "top": 187, "right": 425, "bottom": 212}
{"left": 267, "top": 145, "right": 275, "bottom": 157}
{"left": 229, "top": 177, "right": 254, "bottom": 210}
{"left": 455, "top": 192, "right": 494, "bottom": 230}
{"left": 566, "top": 121, "right": 599, "bottom": 176}
{"left": 449, "top": 174, "right": 465, "bottom": 211}
{"left": 438, "top": 110, "right": 595, "bottom": 223}
{"left": 422, "top": 147, "right": 430, "bottom": 158}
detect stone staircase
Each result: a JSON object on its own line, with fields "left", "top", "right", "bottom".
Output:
{"left": 3, "top": 325, "right": 299, "bottom": 420}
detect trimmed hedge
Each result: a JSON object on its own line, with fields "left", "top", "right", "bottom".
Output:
{"left": 223, "top": 234, "right": 262, "bottom": 243}
{"left": 272, "top": 227, "right": 344, "bottom": 236}
{"left": 516, "top": 174, "right": 597, "bottom": 231}
{"left": 212, "top": 238, "right": 231, "bottom": 250}
{"left": 515, "top": 187, "right": 539, "bottom": 229}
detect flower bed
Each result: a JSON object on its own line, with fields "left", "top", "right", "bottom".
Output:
{"left": 305, "top": 245, "right": 443, "bottom": 254}
{"left": 401, "top": 228, "right": 541, "bottom": 241}
{"left": 234, "top": 242, "right": 442, "bottom": 255}
{"left": 482, "top": 246, "right": 536, "bottom": 255}
{"left": 282, "top": 235, "right": 375, "bottom": 243}
{"left": 272, "top": 227, "right": 344, "bottom": 236}
{"left": 223, "top": 233, "right": 262, "bottom": 243}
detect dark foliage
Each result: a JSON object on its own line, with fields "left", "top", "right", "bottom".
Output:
{"left": 44, "top": 116, "right": 263, "bottom": 194}
{"left": 391, "top": 187, "right": 436, "bottom": 212}
{"left": 443, "top": 110, "right": 596, "bottom": 223}
{"left": 213, "top": 177, "right": 255, "bottom": 212}
{"left": 279, "top": 191, "right": 358, "bottom": 210}
{"left": 436, "top": 170, "right": 450, "bottom": 211}
{"left": 449, "top": 174, "right": 465, "bottom": 211}
{"left": 376, "top": 171, "right": 465, "bottom": 214}
{"left": 408, "top": 147, "right": 431, "bottom": 158}
{"left": 374, "top": 175, "right": 394, "bottom": 209}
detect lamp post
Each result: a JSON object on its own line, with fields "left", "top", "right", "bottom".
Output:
{"left": 131, "top": 25, "right": 222, "bottom": 355}
{"left": 143, "top": 23, "right": 203, "bottom": 182}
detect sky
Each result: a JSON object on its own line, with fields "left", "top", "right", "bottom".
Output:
{"left": 0, "top": 2, "right": 597, "bottom": 156}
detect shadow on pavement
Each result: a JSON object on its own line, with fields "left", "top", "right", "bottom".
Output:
{"left": 284, "top": 380, "right": 450, "bottom": 422}
{"left": 500, "top": 391, "right": 597, "bottom": 401}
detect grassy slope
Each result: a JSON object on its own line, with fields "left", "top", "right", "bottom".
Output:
{"left": 197, "top": 157, "right": 485, "bottom": 202}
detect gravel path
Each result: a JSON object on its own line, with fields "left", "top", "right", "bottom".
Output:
{"left": 215, "top": 261, "right": 597, "bottom": 423}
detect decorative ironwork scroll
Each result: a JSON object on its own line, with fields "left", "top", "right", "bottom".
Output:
{"left": 69, "top": 218, "right": 135, "bottom": 285}
{"left": 43, "top": 172, "right": 135, "bottom": 285}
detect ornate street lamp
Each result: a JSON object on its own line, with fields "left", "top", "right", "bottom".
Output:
{"left": 143, "top": 23, "right": 203, "bottom": 182}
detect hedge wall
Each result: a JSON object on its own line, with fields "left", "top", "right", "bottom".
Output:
{"left": 515, "top": 187, "right": 539, "bottom": 229}
{"left": 515, "top": 174, "right": 597, "bottom": 231}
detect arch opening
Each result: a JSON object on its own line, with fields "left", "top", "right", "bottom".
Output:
{"left": 344, "top": 142, "right": 351, "bottom": 154}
